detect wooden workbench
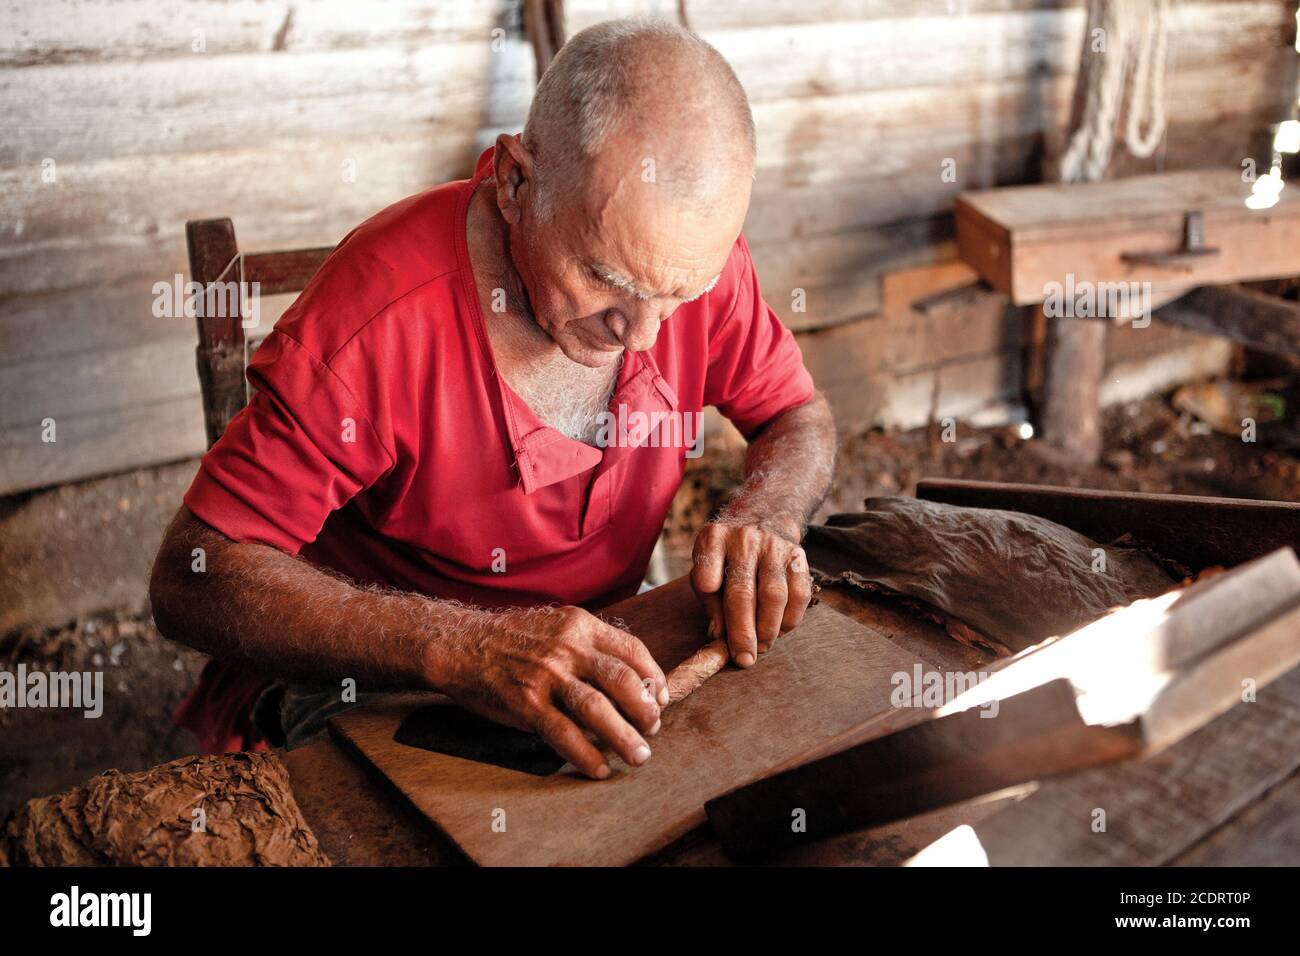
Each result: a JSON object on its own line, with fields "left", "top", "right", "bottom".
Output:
{"left": 282, "top": 579, "right": 1300, "bottom": 866}
{"left": 281, "top": 585, "right": 1004, "bottom": 866}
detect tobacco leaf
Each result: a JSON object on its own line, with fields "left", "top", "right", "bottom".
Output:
{"left": 806, "top": 496, "right": 1177, "bottom": 656}
{"left": 0, "top": 751, "right": 329, "bottom": 867}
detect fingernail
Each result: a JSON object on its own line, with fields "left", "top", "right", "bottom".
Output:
{"left": 633, "top": 744, "right": 652, "bottom": 765}
{"left": 595, "top": 764, "right": 611, "bottom": 779}
{"left": 650, "top": 718, "right": 661, "bottom": 736}
{"left": 658, "top": 687, "right": 670, "bottom": 706}
{"left": 737, "top": 652, "right": 755, "bottom": 667}
{"left": 641, "top": 686, "right": 654, "bottom": 703}
{"left": 757, "top": 643, "right": 770, "bottom": 654}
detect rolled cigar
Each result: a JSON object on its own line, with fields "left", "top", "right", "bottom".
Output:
{"left": 665, "top": 639, "right": 730, "bottom": 703}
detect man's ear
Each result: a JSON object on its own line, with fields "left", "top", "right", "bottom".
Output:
{"left": 492, "top": 133, "right": 534, "bottom": 226}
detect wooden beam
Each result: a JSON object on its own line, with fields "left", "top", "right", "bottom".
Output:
{"left": 1156, "top": 284, "right": 1300, "bottom": 358}
{"left": 1041, "top": 318, "right": 1107, "bottom": 462}
{"left": 523, "top": 0, "right": 565, "bottom": 81}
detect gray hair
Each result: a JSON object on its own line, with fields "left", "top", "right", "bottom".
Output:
{"left": 523, "top": 17, "right": 757, "bottom": 219}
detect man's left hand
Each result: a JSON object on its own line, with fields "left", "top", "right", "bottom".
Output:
{"left": 690, "top": 520, "right": 813, "bottom": 667}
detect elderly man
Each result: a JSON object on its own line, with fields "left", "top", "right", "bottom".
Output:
{"left": 151, "top": 18, "right": 836, "bottom": 779}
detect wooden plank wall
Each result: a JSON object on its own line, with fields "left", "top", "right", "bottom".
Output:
{"left": 1, "top": 0, "right": 1294, "bottom": 493}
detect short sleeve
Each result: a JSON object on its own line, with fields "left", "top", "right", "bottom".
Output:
{"left": 703, "top": 234, "right": 816, "bottom": 438}
{"left": 182, "top": 330, "right": 394, "bottom": 552}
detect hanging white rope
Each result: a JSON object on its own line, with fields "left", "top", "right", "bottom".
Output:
{"left": 1124, "top": 0, "right": 1170, "bottom": 158}
{"left": 1059, "top": 0, "right": 1170, "bottom": 183}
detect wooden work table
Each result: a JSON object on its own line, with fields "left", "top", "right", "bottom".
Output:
{"left": 282, "top": 579, "right": 1300, "bottom": 866}
{"left": 282, "top": 585, "right": 1006, "bottom": 866}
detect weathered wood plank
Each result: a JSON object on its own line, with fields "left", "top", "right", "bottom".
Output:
{"left": 752, "top": 218, "right": 954, "bottom": 330}
{"left": 0, "top": 134, "right": 477, "bottom": 297}
{"left": 2, "top": 0, "right": 1290, "bottom": 493}
{"left": 0, "top": 332, "right": 199, "bottom": 430}
{"left": 1156, "top": 285, "right": 1300, "bottom": 359}
{"left": 0, "top": 279, "right": 296, "bottom": 366}
{"left": 804, "top": 345, "right": 1024, "bottom": 434}
{"left": 7, "top": 65, "right": 1283, "bottom": 301}
{"left": 1, "top": 43, "right": 536, "bottom": 166}
{"left": 796, "top": 279, "right": 1024, "bottom": 378}
{"left": 0, "top": 395, "right": 206, "bottom": 494}
{"left": 1099, "top": 338, "right": 1235, "bottom": 406}
{"left": 1172, "top": 767, "right": 1300, "bottom": 866}
{"left": 959, "top": 169, "right": 1300, "bottom": 306}
{"left": 6, "top": 5, "right": 1281, "bottom": 167}
{"left": 711, "top": 2, "right": 1284, "bottom": 103}
{"left": 1105, "top": 315, "right": 1228, "bottom": 363}
{"left": 956, "top": 663, "right": 1300, "bottom": 865}
{"left": 0, "top": 0, "right": 513, "bottom": 66}
{"left": 0, "top": 219, "right": 943, "bottom": 455}
{"left": 7, "top": 12, "right": 1080, "bottom": 163}
{"left": 0, "top": 60, "right": 1281, "bottom": 298}
{"left": 5, "top": 0, "right": 1273, "bottom": 70}
{"left": 0, "top": 0, "right": 1079, "bottom": 65}
{"left": 0, "top": 109, "right": 1264, "bottom": 371}
{"left": 1101, "top": 320, "right": 1237, "bottom": 407}
{"left": 575, "top": 0, "right": 1275, "bottom": 35}
{"left": 744, "top": 131, "right": 1043, "bottom": 243}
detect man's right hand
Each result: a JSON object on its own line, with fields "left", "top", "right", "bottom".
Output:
{"left": 427, "top": 606, "right": 670, "bottom": 779}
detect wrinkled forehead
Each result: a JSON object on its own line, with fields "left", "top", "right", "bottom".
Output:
{"left": 562, "top": 145, "right": 752, "bottom": 283}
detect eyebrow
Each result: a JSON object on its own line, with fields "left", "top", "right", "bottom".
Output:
{"left": 590, "top": 262, "right": 721, "bottom": 303}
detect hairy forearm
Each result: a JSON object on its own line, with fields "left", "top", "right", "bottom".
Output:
{"left": 151, "top": 508, "right": 672, "bottom": 775}
{"left": 716, "top": 391, "right": 837, "bottom": 542}
{"left": 149, "top": 507, "right": 487, "bottom": 689}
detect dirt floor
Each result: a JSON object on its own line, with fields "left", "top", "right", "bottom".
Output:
{"left": 826, "top": 389, "right": 1300, "bottom": 508}
{"left": 0, "top": 610, "right": 205, "bottom": 820}
{"left": 3, "top": 388, "right": 1298, "bottom": 821}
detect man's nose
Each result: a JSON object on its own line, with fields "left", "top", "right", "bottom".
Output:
{"left": 605, "top": 305, "right": 661, "bottom": 352}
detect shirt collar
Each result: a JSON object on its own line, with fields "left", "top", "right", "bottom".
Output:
{"left": 513, "top": 348, "right": 679, "bottom": 494}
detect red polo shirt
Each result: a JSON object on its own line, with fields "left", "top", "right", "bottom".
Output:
{"left": 184, "top": 147, "right": 814, "bottom": 611}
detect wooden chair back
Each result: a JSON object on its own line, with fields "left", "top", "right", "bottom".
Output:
{"left": 184, "top": 219, "right": 332, "bottom": 447}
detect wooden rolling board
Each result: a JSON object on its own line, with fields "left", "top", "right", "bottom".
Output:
{"left": 330, "top": 577, "right": 923, "bottom": 866}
